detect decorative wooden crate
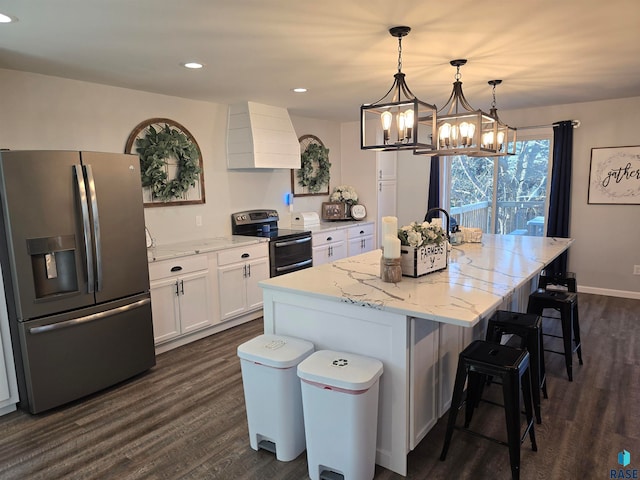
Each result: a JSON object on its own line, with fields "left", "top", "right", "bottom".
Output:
{"left": 400, "top": 243, "right": 448, "bottom": 277}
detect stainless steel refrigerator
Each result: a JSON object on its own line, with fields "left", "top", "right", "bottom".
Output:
{"left": 0, "top": 150, "right": 155, "bottom": 413}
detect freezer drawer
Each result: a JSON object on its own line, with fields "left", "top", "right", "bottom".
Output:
{"left": 17, "top": 293, "right": 155, "bottom": 413}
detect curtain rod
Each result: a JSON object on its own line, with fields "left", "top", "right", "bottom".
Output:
{"left": 517, "top": 120, "right": 581, "bottom": 130}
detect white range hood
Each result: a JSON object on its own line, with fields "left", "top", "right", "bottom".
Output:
{"left": 227, "top": 101, "right": 300, "bottom": 169}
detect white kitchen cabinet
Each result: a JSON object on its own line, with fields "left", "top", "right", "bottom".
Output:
{"left": 346, "top": 222, "right": 375, "bottom": 256}
{"left": 217, "top": 243, "right": 269, "bottom": 321}
{"left": 148, "top": 255, "right": 213, "bottom": 345}
{"left": 377, "top": 150, "right": 397, "bottom": 181}
{"left": 312, "top": 229, "right": 347, "bottom": 266}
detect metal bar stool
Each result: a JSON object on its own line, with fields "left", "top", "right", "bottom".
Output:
{"left": 538, "top": 270, "right": 577, "bottom": 293}
{"left": 440, "top": 340, "right": 537, "bottom": 480}
{"left": 486, "top": 310, "right": 547, "bottom": 424}
{"left": 527, "top": 290, "right": 583, "bottom": 381}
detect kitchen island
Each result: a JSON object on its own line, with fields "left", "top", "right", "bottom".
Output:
{"left": 259, "top": 234, "right": 573, "bottom": 476}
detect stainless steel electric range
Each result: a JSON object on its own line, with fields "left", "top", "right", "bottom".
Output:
{"left": 231, "top": 209, "right": 313, "bottom": 277}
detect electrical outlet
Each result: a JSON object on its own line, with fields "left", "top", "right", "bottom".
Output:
{"left": 634, "top": 265, "right": 640, "bottom": 275}
{"left": 195, "top": 215, "right": 202, "bottom": 227}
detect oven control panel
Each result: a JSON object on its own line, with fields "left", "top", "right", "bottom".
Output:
{"left": 232, "top": 209, "right": 279, "bottom": 226}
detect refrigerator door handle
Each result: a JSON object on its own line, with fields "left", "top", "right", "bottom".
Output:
{"left": 75, "top": 164, "right": 95, "bottom": 293}
{"left": 28, "top": 297, "right": 151, "bottom": 335}
{"left": 84, "top": 164, "right": 103, "bottom": 291}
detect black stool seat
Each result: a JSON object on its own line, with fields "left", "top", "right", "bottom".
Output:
{"left": 440, "top": 340, "right": 537, "bottom": 480}
{"left": 527, "top": 290, "right": 583, "bottom": 381}
{"left": 538, "top": 270, "right": 577, "bottom": 293}
{"left": 486, "top": 310, "right": 547, "bottom": 424}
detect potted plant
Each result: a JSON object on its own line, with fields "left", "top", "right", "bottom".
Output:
{"left": 397, "top": 221, "right": 448, "bottom": 277}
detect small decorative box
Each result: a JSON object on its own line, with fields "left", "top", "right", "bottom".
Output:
{"left": 400, "top": 243, "right": 448, "bottom": 277}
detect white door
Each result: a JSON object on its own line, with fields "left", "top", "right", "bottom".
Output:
{"left": 245, "top": 258, "right": 269, "bottom": 311}
{"left": 218, "top": 263, "right": 247, "bottom": 321}
{"left": 179, "top": 270, "right": 212, "bottom": 333}
{"left": 348, "top": 235, "right": 374, "bottom": 256}
{"left": 150, "top": 277, "right": 181, "bottom": 344}
{"left": 377, "top": 151, "right": 397, "bottom": 181}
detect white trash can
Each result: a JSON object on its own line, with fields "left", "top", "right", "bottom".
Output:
{"left": 237, "top": 334, "right": 314, "bottom": 461}
{"left": 297, "top": 350, "right": 384, "bottom": 480}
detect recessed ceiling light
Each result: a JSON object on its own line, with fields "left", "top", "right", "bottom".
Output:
{"left": 183, "top": 62, "right": 204, "bottom": 69}
{"left": 292, "top": 88, "right": 308, "bottom": 93}
{"left": 0, "top": 12, "right": 16, "bottom": 23}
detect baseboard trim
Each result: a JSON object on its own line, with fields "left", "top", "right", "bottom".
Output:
{"left": 154, "top": 310, "right": 263, "bottom": 355}
{"left": 579, "top": 286, "right": 640, "bottom": 300}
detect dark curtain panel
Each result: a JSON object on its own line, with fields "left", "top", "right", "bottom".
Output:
{"left": 546, "top": 120, "right": 574, "bottom": 274}
{"left": 427, "top": 156, "right": 440, "bottom": 211}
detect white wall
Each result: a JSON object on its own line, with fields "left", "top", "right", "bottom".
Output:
{"left": 0, "top": 69, "right": 340, "bottom": 244}
{"left": 1, "top": 68, "right": 638, "bottom": 296}
{"left": 501, "top": 97, "right": 640, "bottom": 297}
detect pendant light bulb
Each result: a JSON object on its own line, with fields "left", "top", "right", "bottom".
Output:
{"left": 405, "top": 109, "right": 414, "bottom": 140}
{"left": 440, "top": 123, "right": 451, "bottom": 147}
{"left": 397, "top": 112, "right": 406, "bottom": 141}
{"left": 381, "top": 111, "right": 393, "bottom": 143}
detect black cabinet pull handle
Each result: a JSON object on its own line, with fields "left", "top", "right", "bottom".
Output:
{"left": 241, "top": 253, "right": 250, "bottom": 258}
{"left": 170, "top": 266, "right": 183, "bottom": 272}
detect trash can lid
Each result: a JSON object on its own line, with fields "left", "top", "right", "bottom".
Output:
{"left": 297, "top": 350, "right": 383, "bottom": 391}
{"left": 237, "top": 334, "right": 314, "bottom": 368}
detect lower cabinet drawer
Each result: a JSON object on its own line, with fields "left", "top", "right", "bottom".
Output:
{"left": 149, "top": 255, "right": 208, "bottom": 281}
{"left": 217, "top": 243, "right": 268, "bottom": 267}
{"left": 347, "top": 222, "right": 375, "bottom": 238}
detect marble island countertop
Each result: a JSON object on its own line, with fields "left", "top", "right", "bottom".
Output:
{"left": 147, "top": 236, "right": 267, "bottom": 262}
{"left": 260, "top": 234, "right": 574, "bottom": 327}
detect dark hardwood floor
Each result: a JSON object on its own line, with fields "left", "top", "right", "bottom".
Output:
{"left": 1, "top": 293, "right": 639, "bottom": 479}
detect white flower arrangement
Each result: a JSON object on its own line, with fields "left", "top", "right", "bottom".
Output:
{"left": 398, "top": 221, "right": 447, "bottom": 248}
{"left": 330, "top": 185, "right": 359, "bottom": 205}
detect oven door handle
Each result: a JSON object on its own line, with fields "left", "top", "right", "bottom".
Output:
{"left": 276, "top": 259, "right": 313, "bottom": 273}
{"left": 273, "top": 236, "right": 312, "bottom": 248}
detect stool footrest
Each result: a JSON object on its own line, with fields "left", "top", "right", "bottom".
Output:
{"left": 453, "top": 422, "right": 536, "bottom": 450}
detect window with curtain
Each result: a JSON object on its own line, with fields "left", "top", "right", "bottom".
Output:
{"left": 447, "top": 130, "right": 552, "bottom": 236}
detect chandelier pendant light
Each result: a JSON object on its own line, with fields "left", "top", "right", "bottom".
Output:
{"left": 414, "top": 60, "right": 515, "bottom": 157}
{"left": 361, "top": 26, "right": 437, "bottom": 152}
{"left": 480, "top": 79, "right": 517, "bottom": 156}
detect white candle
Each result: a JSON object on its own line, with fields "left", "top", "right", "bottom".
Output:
{"left": 383, "top": 234, "right": 401, "bottom": 259}
{"left": 382, "top": 216, "right": 398, "bottom": 239}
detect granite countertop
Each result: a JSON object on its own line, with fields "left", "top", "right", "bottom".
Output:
{"left": 259, "top": 234, "right": 574, "bottom": 327}
{"left": 147, "top": 236, "right": 267, "bottom": 262}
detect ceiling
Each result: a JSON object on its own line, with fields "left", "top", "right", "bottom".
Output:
{"left": 1, "top": 0, "right": 640, "bottom": 123}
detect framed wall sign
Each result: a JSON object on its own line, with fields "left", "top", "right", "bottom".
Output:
{"left": 321, "top": 202, "right": 348, "bottom": 221}
{"left": 125, "top": 118, "right": 206, "bottom": 207}
{"left": 588, "top": 145, "right": 640, "bottom": 204}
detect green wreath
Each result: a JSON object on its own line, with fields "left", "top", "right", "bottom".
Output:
{"left": 135, "top": 124, "right": 201, "bottom": 202}
{"left": 297, "top": 143, "right": 331, "bottom": 193}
